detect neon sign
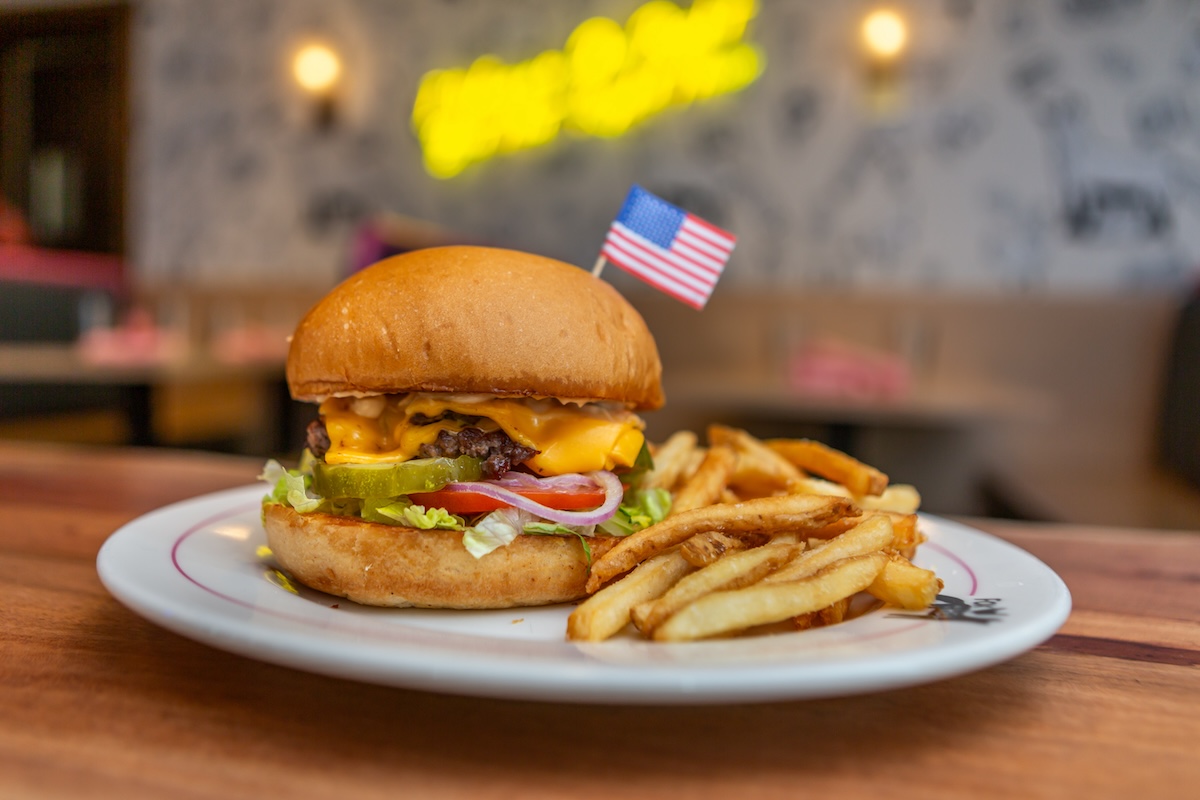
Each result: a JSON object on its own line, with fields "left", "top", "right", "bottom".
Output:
{"left": 411, "top": 0, "right": 763, "bottom": 179}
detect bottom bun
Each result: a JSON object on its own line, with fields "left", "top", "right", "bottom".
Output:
{"left": 263, "top": 503, "right": 617, "bottom": 609}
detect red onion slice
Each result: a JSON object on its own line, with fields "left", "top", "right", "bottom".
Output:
{"left": 438, "top": 470, "right": 623, "bottom": 526}
{"left": 488, "top": 471, "right": 600, "bottom": 492}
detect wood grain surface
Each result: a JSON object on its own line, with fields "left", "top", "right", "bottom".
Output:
{"left": 1, "top": 442, "right": 1197, "bottom": 799}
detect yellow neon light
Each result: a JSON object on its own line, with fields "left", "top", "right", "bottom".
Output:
{"left": 412, "top": 0, "right": 762, "bottom": 179}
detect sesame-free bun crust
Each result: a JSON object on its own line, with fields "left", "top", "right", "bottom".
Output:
{"left": 287, "top": 246, "right": 664, "bottom": 409}
{"left": 263, "top": 503, "right": 617, "bottom": 609}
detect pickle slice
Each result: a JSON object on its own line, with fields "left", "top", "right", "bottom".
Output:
{"left": 311, "top": 456, "right": 484, "bottom": 499}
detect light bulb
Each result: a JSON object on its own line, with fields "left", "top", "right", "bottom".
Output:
{"left": 861, "top": 9, "right": 907, "bottom": 61}
{"left": 293, "top": 44, "right": 341, "bottom": 94}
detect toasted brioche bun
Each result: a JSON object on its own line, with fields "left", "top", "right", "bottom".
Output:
{"left": 263, "top": 503, "right": 617, "bottom": 609}
{"left": 287, "top": 245, "right": 664, "bottom": 409}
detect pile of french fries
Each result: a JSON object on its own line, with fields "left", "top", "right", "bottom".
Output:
{"left": 567, "top": 425, "right": 942, "bottom": 642}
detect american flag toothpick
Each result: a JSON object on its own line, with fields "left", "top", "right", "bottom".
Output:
{"left": 593, "top": 184, "right": 736, "bottom": 310}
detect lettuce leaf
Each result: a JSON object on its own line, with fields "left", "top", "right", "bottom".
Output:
{"left": 405, "top": 504, "right": 464, "bottom": 530}
{"left": 523, "top": 521, "right": 594, "bottom": 537}
{"left": 461, "top": 509, "right": 599, "bottom": 558}
{"left": 598, "top": 487, "right": 672, "bottom": 536}
{"left": 462, "top": 508, "right": 525, "bottom": 558}
{"left": 523, "top": 520, "right": 596, "bottom": 563}
{"left": 260, "top": 459, "right": 322, "bottom": 513}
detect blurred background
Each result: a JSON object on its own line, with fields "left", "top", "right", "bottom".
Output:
{"left": 2, "top": 0, "right": 1199, "bottom": 526}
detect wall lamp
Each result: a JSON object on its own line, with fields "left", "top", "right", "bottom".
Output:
{"left": 858, "top": 7, "right": 909, "bottom": 115}
{"left": 293, "top": 43, "right": 342, "bottom": 131}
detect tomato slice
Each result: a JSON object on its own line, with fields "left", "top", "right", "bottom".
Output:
{"left": 407, "top": 486, "right": 607, "bottom": 514}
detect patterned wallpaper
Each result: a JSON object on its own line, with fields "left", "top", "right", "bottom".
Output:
{"left": 117, "top": 0, "right": 1200, "bottom": 292}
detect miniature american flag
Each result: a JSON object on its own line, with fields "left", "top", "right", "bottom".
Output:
{"left": 600, "top": 185, "right": 736, "bottom": 310}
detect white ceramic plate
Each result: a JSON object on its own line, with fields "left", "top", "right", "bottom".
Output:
{"left": 97, "top": 485, "right": 1070, "bottom": 705}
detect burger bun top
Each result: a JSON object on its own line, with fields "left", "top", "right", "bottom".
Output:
{"left": 286, "top": 246, "right": 665, "bottom": 409}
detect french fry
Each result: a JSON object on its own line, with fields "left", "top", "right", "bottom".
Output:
{"left": 643, "top": 431, "right": 699, "bottom": 492}
{"left": 679, "top": 447, "right": 707, "bottom": 486}
{"left": 635, "top": 542, "right": 803, "bottom": 635}
{"left": 884, "top": 512, "right": 922, "bottom": 552}
{"left": 585, "top": 493, "right": 856, "bottom": 593}
{"left": 710, "top": 425, "right": 805, "bottom": 495}
{"left": 858, "top": 484, "right": 921, "bottom": 515}
{"left": 804, "top": 513, "right": 866, "bottom": 541}
{"left": 652, "top": 552, "right": 888, "bottom": 641}
{"left": 628, "top": 598, "right": 654, "bottom": 633}
{"left": 671, "top": 444, "right": 737, "bottom": 514}
{"left": 679, "top": 530, "right": 755, "bottom": 567}
{"left": 762, "top": 513, "right": 893, "bottom": 584}
{"left": 867, "top": 553, "right": 943, "bottom": 610}
{"left": 792, "top": 475, "right": 920, "bottom": 515}
{"left": 573, "top": 426, "right": 937, "bottom": 643}
{"left": 792, "top": 475, "right": 852, "bottom": 499}
{"left": 809, "top": 512, "right": 920, "bottom": 548}
{"left": 767, "top": 438, "right": 888, "bottom": 497}
{"left": 792, "top": 611, "right": 817, "bottom": 631}
{"left": 567, "top": 550, "right": 695, "bottom": 642}
{"left": 793, "top": 596, "right": 852, "bottom": 630}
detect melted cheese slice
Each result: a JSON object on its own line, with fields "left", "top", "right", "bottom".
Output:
{"left": 319, "top": 394, "right": 645, "bottom": 476}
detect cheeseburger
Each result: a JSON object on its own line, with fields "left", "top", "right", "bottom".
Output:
{"left": 261, "top": 246, "right": 669, "bottom": 609}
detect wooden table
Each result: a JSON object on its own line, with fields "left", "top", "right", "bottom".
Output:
{"left": 2, "top": 441, "right": 1197, "bottom": 799}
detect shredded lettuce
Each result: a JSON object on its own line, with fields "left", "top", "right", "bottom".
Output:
{"left": 404, "top": 504, "right": 463, "bottom": 530}
{"left": 260, "top": 459, "right": 289, "bottom": 500}
{"left": 462, "top": 508, "right": 525, "bottom": 558}
{"left": 523, "top": 520, "right": 594, "bottom": 537}
{"left": 463, "top": 509, "right": 598, "bottom": 560}
{"left": 360, "top": 497, "right": 413, "bottom": 525}
{"left": 260, "top": 459, "right": 322, "bottom": 513}
{"left": 523, "top": 520, "right": 597, "bottom": 563}
{"left": 598, "top": 487, "right": 672, "bottom": 537}
{"left": 630, "top": 487, "right": 672, "bottom": 527}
